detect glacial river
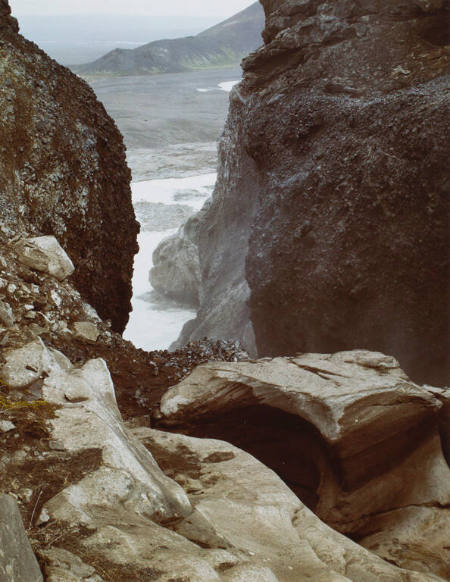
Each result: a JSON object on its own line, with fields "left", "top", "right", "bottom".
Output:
{"left": 90, "top": 69, "right": 240, "bottom": 351}
{"left": 123, "top": 173, "right": 216, "bottom": 351}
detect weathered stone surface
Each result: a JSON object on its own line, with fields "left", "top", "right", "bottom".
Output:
{"left": 160, "top": 351, "right": 450, "bottom": 578}
{"left": 15, "top": 236, "right": 75, "bottom": 281}
{"left": 1, "top": 336, "right": 446, "bottom": 579}
{"left": 0, "top": 3, "right": 138, "bottom": 331}
{"left": 0, "top": 494, "right": 43, "bottom": 582}
{"left": 176, "top": 0, "right": 450, "bottom": 385}
{"left": 0, "top": 300, "right": 14, "bottom": 327}
{"left": 72, "top": 321, "right": 99, "bottom": 343}
{"left": 0, "top": 420, "right": 15, "bottom": 433}
{"left": 0, "top": 0, "right": 17, "bottom": 32}
{"left": 129, "top": 428, "right": 442, "bottom": 582}
{"left": 150, "top": 205, "right": 208, "bottom": 307}
{"left": 358, "top": 506, "right": 450, "bottom": 580}
{"left": 39, "top": 548, "right": 103, "bottom": 582}
{"left": 0, "top": 340, "right": 191, "bottom": 527}
{"left": 0, "top": 337, "right": 64, "bottom": 388}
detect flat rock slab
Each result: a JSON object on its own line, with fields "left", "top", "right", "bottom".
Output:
{"left": 0, "top": 494, "right": 43, "bottom": 582}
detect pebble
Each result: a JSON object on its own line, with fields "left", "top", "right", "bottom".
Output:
{"left": 0, "top": 420, "right": 16, "bottom": 433}
{"left": 0, "top": 300, "right": 14, "bottom": 327}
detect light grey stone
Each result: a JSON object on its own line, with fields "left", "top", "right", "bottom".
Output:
{"left": 0, "top": 338, "right": 62, "bottom": 389}
{"left": 160, "top": 351, "right": 450, "bottom": 579}
{"left": 39, "top": 547, "right": 103, "bottom": 582}
{"left": 0, "top": 301, "right": 14, "bottom": 328}
{"left": 15, "top": 236, "right": 75, "bottom": 281}
{"left": 73, "top": 321, "right": 99, "bottom": 344}
{"left": 0, "top": 420, "right": 15, "bottom": 433}
{"left": 0, "top": 494, "right": 43, "bottom": 582}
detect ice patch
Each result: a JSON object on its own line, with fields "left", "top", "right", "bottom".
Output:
{"left": 196, "top": 80, "right": 240, "bottom": 94}
{"left": 218, "top": 80, "right": 240, "bottom": 92}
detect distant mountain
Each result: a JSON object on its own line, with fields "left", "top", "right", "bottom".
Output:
{"left": 75, "top": 3, "right": 264, "bottom": 76}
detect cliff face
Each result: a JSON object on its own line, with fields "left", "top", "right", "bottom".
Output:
{"left": 0, "top": 0, "right": 17, "bottom": 33}
{"left": 178, "top": 0, "right": 450, "bottom": 384}
{"left": 0, "top": 3, "right": 139, "bottom": 332}
{"left": 76, "top": 2, "right": 265, "bottom": 76}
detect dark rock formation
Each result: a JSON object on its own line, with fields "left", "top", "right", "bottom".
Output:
{"left": 0, "top": 0, "right": 17, "bottom": 33}
{"left": 177, "top": 0, "right": 450, "bottom": 384}
{"left": 0, "top": 3, "right": 138, "bottom": 332}
{"left": 76, "top": 3, "right": 265, "bottom": 76}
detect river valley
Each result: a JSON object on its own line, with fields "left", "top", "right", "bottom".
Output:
{"left": 88, "top": 67, "right": 241, "bottom": 349}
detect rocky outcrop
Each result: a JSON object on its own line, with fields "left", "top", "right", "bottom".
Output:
{"left": 2, "top": 338, "right": 191, "bottom": 523}
{"left": 0, "top": 495, "right": 43, "bottom": 582}
{"left": 1, "top": 339, "right": 446, "bottom": 581}
{"left": 0, "top": 231, "right": 447, "bottom": 579}
{"left": 0, "top": 3, "right": 138, "bottom": 332}
{"left": 150, "top": 201, "right": 210, "bottom": 307}
{"left": 76, "top": 3, "right": 264, "bottom": 76}
{"left": 159, "top": 350, "right": 450, "bottom": 580}
{"left": 174, "top": 0, "right": 450, "bottom": 384}
{"left": 0, "top": 0, "right": 17, "bottom": 33}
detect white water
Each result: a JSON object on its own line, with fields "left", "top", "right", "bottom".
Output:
{"left": 123, "top": 76, "right": 238, "bottom": 352}
{"left": 196, "top": 79, "right": 240, "bottom": 93}
{"left": 124, "top": 173, "right": 216, "bottom": 351}
{"left": 132, "top": 173, "right": 216, "bottom": 210}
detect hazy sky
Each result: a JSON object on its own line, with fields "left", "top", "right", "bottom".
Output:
{"left": 10, "top": 0, "right": 256, "bottom": 17}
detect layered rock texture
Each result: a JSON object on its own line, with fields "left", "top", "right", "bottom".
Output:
{"left": 0, "top": 3, "right": 138, "bottom": 332}
{"left": 160, "top": 351, "right": 450, "bottom": 580}
{"left": 76, "top": 3, "right": 265, "bottom": 76}
{"left": 2, "top": 324, "right": 449, "bottom": 580}
{"left": 2, "top": 1, "right": 450, "bottom": 580}
{"left": 173, "top": 0, "right": 450, "bottom": 384}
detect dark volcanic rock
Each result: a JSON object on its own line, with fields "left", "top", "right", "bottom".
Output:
{"left": 178, "top": 0, "right": 450, "bottom": 384}
{"left": 0, "top": 0, "right": 17, "bottom": 33}
{"left": 0, "top": 3, "right": 139, "bottom": 332}
{"left": 76, "top": 3, "right": 265, "bottom": 76}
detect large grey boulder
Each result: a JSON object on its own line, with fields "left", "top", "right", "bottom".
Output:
{"left": 150, "top": 230, "right": 201, "bottom": 307}
{"left": 0, "top": 494, "right": 43, "bottom": 582}
{"left": 0, "top": 339, "right": 191, "bottom": 526}
{"left": 160, "top": 350, "right": 450, "bottom": 579}
{"left": 150, "top": 200, "right": 210, "bottom": 308}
